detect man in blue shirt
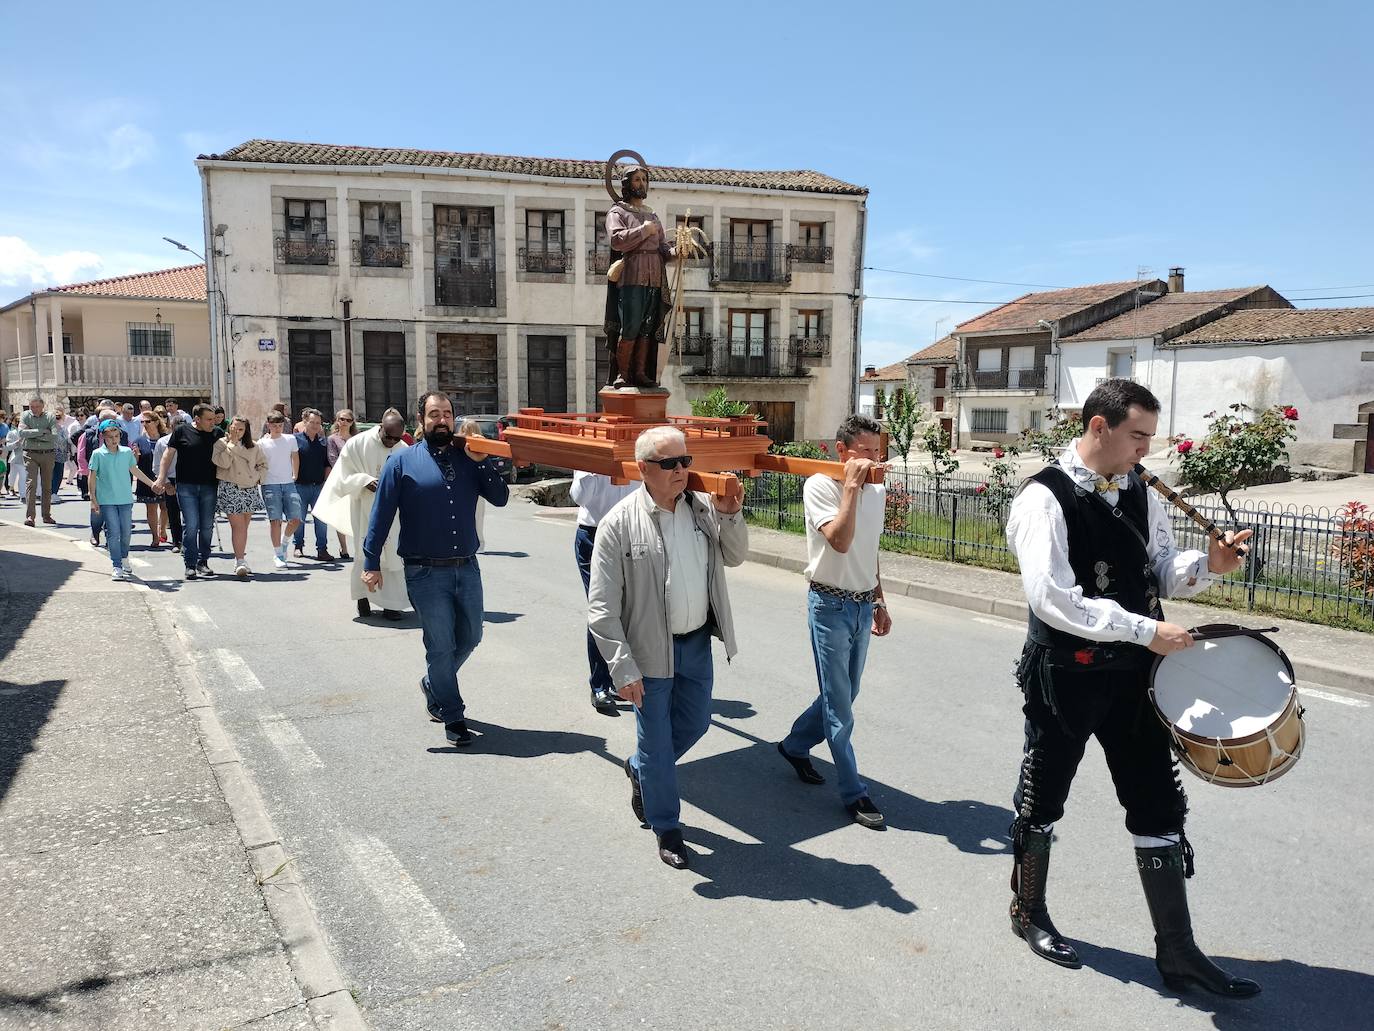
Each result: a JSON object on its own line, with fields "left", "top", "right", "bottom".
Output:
{"left": 293, "top": 408, "right": 334, "bottom": 560}
{"left": 364, "top": 391, "right": 510, "bottom": 746}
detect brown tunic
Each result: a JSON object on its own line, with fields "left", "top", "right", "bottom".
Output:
{"left": 606, "top": 201, "right": 673, "bottom": 287}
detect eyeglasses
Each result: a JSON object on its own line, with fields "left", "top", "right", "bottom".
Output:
{"left": 646, "top": 454, "right": 693, "bottom": 471}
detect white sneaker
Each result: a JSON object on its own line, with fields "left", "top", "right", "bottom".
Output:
{"left": 273, "top": 553, "right": 288, "bottom": 569}
{"left": 121, "top": 558, "right": 133, "bottom": 573}
{"left": 235, "top": 561, "right": 251, "bottom": 579}
{"left": 111, "top": 569, "right": 124, "bottom": 581}
{"left": 196, "top": 563, "right": 213, "bottom": 577}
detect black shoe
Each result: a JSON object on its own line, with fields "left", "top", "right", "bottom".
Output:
{"left": 1010, "top": 826, "right": 1082, "bottom": 969}
{"left": 625, "top": 758, "right": 646, "bottom": 825}
{"left": 591, "top": 687, "right": 620, "bottom": 716}
{"left": 846, "top": 795, "right": 886, "bottom": 829}
{"left": 316, "top": 549, "right": 335, "bottom": 562}
{"left": 420, "top": 678, "right": 443, "bottom": 723}
{"left": 357, "top": 598, "right": 371, "bottom": 618}
{"left": 445, "top": 720, "right": 472, "bottom": 746}
{"left": 339, "top": 550, "right": 351, "bottom": 561}
{"left": 777, "top": 742, "right": 825, "bottom": 785}
{"left": 656, "top": 829, "right": 690, "bottom": 870}
{"left": 184, "top": 568, "right": 198, "bottom": 581}
{"left": 380, "top": 608, "right": 401, "bottom": 621}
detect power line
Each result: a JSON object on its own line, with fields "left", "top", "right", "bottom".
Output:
{"left": 864, "top": 266, "right": 1059, "bottom": 288}
{"left": 863, "top": 292, "right": 1374, "bottom": 305}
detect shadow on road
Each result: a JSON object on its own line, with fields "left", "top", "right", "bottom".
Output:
{"left": 1080, "top": 943, "right": 1374, "bottom": 1029}
{"left": 479, "top": 550, "right": 529, "bottom": 559}
{"left": 427, "top": 719, "right": 610, "bottom": 760}
{"left": 483, "top": 611, "right": 523, "bottom": 624}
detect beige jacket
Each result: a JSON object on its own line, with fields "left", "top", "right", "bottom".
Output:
{"left": 212, "top": 438, "right": 268, "bottom": 488}
{"left": 588, "top": 486, "right": 748, "bottom": 687}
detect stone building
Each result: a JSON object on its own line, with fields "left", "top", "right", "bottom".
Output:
{"left": 195, "top": 140, "right": 868, "bottom": 441}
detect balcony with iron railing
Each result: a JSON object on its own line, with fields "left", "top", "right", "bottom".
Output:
{"left": 788, "top": 243, "right": 833, "bottom": 264}
{"left": 518, "top": 247, "right": 574, "bottom": 274}
{"left": 680, "top": 339, "right": 810, "bottom": 379}
{"left": 674, "top": 333, "right": 714, "bottom": 360}
{"left": 352, "top": 240, "right": 411, "bottom": 268}
{"left": 714, "top": 243, "right": 790, "bottom": 285}
{"left": 791, "top": 334, "right": 830, "bottom": 360}
{"left": 275, "top": 236, "right": 335, "bottom": 266}
{"left": 957, "top": 366, "right": 1047, "bottom": 391}
{"left": 587, "top": 248, "right": 612, "bottom": 276}
{"left": 435, "top": 260, "right": 498, "bottom": 307}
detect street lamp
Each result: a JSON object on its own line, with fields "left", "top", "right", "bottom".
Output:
{"left": 162, "top": 236, "right": 205, "bottom": 262}
{"left": 1037, "top": 318, "right": 1061, "bottom": 405}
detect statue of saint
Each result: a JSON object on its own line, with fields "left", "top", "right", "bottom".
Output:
{"left": 604, "top": 162, "right": 678, "bottom": 392}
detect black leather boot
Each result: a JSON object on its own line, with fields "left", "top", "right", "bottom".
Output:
{"left": 1136, "top": 843, "right": 1260, "bottom": 997}
{"left": 1010, "top": 827, "right": 1081, "bottom": 968}
{"left": 612, "top": 338, "right": 635, "bottom": 389}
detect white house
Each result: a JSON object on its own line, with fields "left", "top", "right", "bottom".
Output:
{"left": 195, "top": 140, "right": 868, "bottom": 442}
{"left": 858, "top": 360, "right": 906, "bottom": 419}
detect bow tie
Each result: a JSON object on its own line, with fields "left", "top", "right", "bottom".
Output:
{"left": 1093, "top": 474, "right": 1129, "bottom": 494}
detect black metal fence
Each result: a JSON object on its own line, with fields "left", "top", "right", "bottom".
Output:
{"left": 743, "top": 470, "right": 1374, "bottom": 625}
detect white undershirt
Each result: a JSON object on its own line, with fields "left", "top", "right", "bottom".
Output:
{"left": 1006, "top": 440, "right": 1213, "bottom": 646}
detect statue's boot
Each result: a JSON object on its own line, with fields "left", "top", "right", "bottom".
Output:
{"left": 631, "top": 337, "right": 659, "bottom": 389}
{"left": 613, "top": 338, "right": 635, "bottom": 390}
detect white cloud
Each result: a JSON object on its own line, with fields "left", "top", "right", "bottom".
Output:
{"left": 105, "top": 123, "right": 156, "bottom": 171}
{"left": 0, "top": 236, "right": 103, "bottom": 292}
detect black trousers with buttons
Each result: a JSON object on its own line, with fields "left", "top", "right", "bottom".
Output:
{"left": 1012, "top": 644, "right": 1188, "bottom": 838}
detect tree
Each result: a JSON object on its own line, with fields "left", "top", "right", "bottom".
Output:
{"left": 1171, "top": 403, "right": 1299, "bottom": 523}
{"left": 878, "top": 386, "right": 924, "bottom": 466}
{"left": 1021, "top": 407, "right": 1084, "bottom": 463}
{"left": 976, "top": 442, "right": 1022, "bottom": 527}
{"left": 921, "top": 422, "right": 960, "bottom": 511}
{"left": 690, "top": 386, "right": 753, "bottom": 419}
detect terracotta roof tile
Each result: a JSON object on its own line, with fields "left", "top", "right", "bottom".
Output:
{"left": 202, "top": 139, "right": 868, "bottom": 196}
{"left": 1170, "top": 307, "right": 1374, "bottom": 345}
{"left": 1061, "top": 288, "right": 1282, "bottom": 341}
{"left": 956, "top": 280, "right": 1159, "bottom": 335}
{"left": 862, "top": 360, "right": 909, "bottom": 381}
{"left": 48, "top": 264, "right": 206, "bottom": 302}
{"left": 908, "top": 334, "right": 956, "bottom": 362}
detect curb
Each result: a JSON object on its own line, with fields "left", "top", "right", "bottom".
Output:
{"left": 0, "top": 517, "right": 367, "bottom": 1030}
{"left": 744, "top": 545, "right": 1374, "bottom": 698}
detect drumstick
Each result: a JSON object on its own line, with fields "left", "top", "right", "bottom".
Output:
{"left": 1188, "top": 626, "right": 1278, "bottom": 642}
{"left": 1133, "top": 463, "right": 1248, "bottom": 555}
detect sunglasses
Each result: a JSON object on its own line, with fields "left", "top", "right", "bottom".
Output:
{"left": 646, "top": 454, "right": 693, "bottom": 471}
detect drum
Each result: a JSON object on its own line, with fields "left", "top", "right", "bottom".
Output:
{"left": 1149, "top": 624, "right": 1306, "bottom": 787}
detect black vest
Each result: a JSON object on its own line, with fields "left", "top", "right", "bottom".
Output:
{"left": 1024, "top": 466, "right": 1163, "bottom": 669}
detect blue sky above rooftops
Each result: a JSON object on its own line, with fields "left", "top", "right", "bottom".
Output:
{"left": 1, "top": 0, "right": 1370, "bottom": 368}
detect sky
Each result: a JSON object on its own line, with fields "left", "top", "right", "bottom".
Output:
{"left": 2, "top": 0, "right": 1371, "bottom": 369}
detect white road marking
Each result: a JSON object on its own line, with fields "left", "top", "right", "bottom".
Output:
{"left": 1302, "top": 688, "right": 1370, "bottom": 708}
{"left": 131, "top": 557, "right": 152, "bottom": 569}
{"left": 344, "top": 834, "right": 465, "bottom": 960}
{"left": 258, "top": 714, "right": 325, "bottom": 770}
{"left": 212, "top": 648, "right": 265, "bottom": 692}
{"left": 179, "top": 603, "right": 213, "bottom": 626}
{"left": 972, "top": 616, "right": 1021, "bottom": 631}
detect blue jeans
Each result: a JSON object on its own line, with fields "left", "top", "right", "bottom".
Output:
{"left": 101, "top": 504, "right": 133, "bottom": 570}
{"left": 293, "top": 482, "right": 329, "bottom": 550}
{"left": 176, "top": 482, "right": 218, "bottom": 569}
{"left": 404, "top": 560, "right": 484, "bottom": 724}
{"left": 262, "top": 482, "right": 302, "bottom": 523}
{"left": 574, "top": 525, "right": 614, "bottom": 694}
{"left": 630, "top": 624, "right": 714, "bottom": 833}
{"left": 51, "top": 461, "right": 63, "bottom": 497}
{"left": 782, "top": 592, "right": 873, "bottom": 805}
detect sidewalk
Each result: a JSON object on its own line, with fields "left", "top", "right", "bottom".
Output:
{"left": 0, "top": 523, "right": 364, "bottom": 1030}
{"left": 743, "top": 523, "right": 1374, "bottom": 696}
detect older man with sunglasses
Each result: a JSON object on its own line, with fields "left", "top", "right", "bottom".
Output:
{"left": 588, "top": 426, "right": 747, "bottom": 869}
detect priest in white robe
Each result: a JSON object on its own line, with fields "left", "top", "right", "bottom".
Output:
{"left": 314, "top": 410, "right": 411, "bottom": 618}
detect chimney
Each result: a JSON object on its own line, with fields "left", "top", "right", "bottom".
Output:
{"left": 1168, "top": 267, "right": 1185, "bottom": 293}
{"left": 863, "top": 365, "right": 876, "bottom": 377}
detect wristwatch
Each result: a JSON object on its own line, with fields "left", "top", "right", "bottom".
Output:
{"left": 873, "top": 600, "right": 887, "bottom": 609}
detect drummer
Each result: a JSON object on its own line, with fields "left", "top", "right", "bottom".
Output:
{"left": 1003, "top": 378, "right": 1257, "bottom": 996}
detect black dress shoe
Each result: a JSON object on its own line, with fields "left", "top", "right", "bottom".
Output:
{"left": 380, "top": 608, "right": 401, "bottom": 621}
{"left": 445, "top": 720, "right": 472, "bottom": 746}
{"left": 625, "top": 758, "right": 646, "bottom": 825}
{"left": 657, "top": 829, "right": 690, "bottom": 870}
{"left": 357, "top": 598, "right": 371, "bottom": 617}
{"left": 420, "top": 677, "right": 443, "bottom": 723}
{"left": 591, "top": 687, "right": 620, "bottom": 716}
{"left": 846, "top": 795, "right": 886, "bottom": 829}
{"left": 777, "top": 742, "right": 825, "bottom": 785}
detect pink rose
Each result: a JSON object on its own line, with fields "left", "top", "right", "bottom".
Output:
{"left": 1176, "top": 440, "right": 1194, "bottom": 454}
{"left": 993, "top": 448, "right": 1005, "bottom": 459}
{"left": 975, "top": 483, "right": 987, "bottom": 495}
{"left": 1283, "top": 406, "right": 1299, "bottom": 421}
{"left": 819, "top": 441, "right": 830, "bottom": 453}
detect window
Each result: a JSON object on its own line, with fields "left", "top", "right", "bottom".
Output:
{"left": 971, "top": 408, "right": 1008, "bottom": 435}
{"left": 594, "top": 336, "right": 612, "bottom": 403}
{"left": 795, "top": 310, "right": 824, "bottom": 338}
{"left": 362, "top": 332, "right": 407, "bottom": 422}
{"left": 288, "top": 330, "right": 334, "bottom": 416}
{"left": 679, "top": 308, "right": 707, "bottom": 360}
{"left": 976, "top": 348, "right": 1000, "bottom": 371}
{"left": 934, "top": 366, "right": 947, "bottom": 389}
{"left": 282, "top": 199, "right": 330, "bottom": 265}
{"left": 527, "top": 335, "right": 568, "bottom": 412}
{"left": 794, "top": 221, "right": 830, "bottom": 262}
{"left": 359, "top": 202, "right": 404, "bottom": 267}
{"left": 1008, "top": 345, "right": 1035, "bottom": 369}
{"left": 523, "top": 210, "right": 567, "bottom": 272}
{"left": 437, "top": 333, "right": 499, "bottom": 414}
{"left": 728, "top": 309, "right": 769, "bottom": 375}
{"left": 934, "top": 395, "right": 945, "bottom": 412}
{"left": 128, "top": 322, "right": 173, "bottom": 357}
{"left": 725, "top": 219, "right": 776, "bottom": 282}
{"left": 1109, "top": 350, "right": 1134, "bottom": 378}
{"left": 589, "top": 212, "right": 612, "bottom": 274}
{"left": 434, "top": 206, "right": 496, "bottom": 306}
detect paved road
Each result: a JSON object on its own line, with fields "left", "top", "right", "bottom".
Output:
{"left": 10, "top": 488, "right": 1374, "bottom": 1030}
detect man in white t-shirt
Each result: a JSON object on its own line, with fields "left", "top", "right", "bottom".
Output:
{"left": 777, "top": 414, "right": 892, "bottom": 829}
{"left": 258, "top": 412, "right": 302, "bottom": 568}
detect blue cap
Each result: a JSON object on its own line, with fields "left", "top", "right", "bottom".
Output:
{"left": 98, "top": 419, "right": 119, "bottom": 432}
